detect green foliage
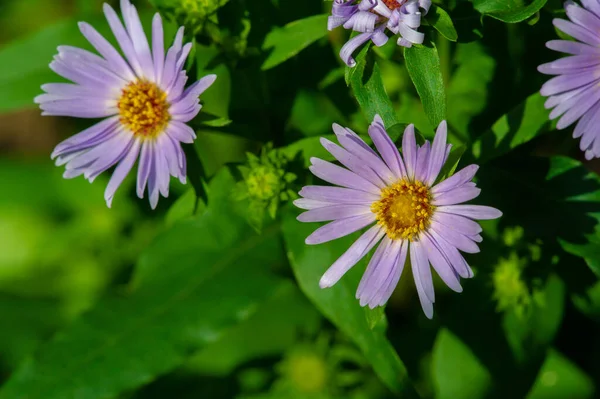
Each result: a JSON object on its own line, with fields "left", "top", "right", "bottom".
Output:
{"left": 472, "top": 0, "right": 548, "bottom": 23}
{"left": 262, "top": 14, "right": 329, "bottom": 70}
{"left": 432, "top": 329, "right": 492, "bottom": 399}
{"left": 0, "top": 169, "right": 285, "bottom": 399}
{"left": 346, "top": 42, "right": 399, "bottom": 127}
{"left": 404, "top": 41, "right": 447, "bottom": 128}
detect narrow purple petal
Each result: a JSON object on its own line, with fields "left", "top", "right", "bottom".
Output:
{"left": 51, "top": 116, "right": 120, "bottom": 158}
{"left": 402, "top": 124, "right": 417, "bottom": 179}
{"left": 297, "top": 204, "right": 371, "bottom": 222}
{"left": 309, "top": 158, "right": 381, "bottom": 194}
{"left": 105, "top": 138, "right": 141, "bottom": 207}
{"left": 420, "top": 233, "right": 462, "bottom": 293}
{"left": 357, "top": 237, "right": 401, "bottom": 307}
{"left": 299, "top": 185, "right": 379, "bottom": 203}
{"left": 305, "top": 213, "right": 375, "bottom": 245}
{"left": 339, "top": 31, "right": 373, "bottom": 67}
{"left": 433, "top": 212, "right": 483, "bottom": 236}
{"left": 121, "top": 0, "right": 155, "bottom": 80}
{"left": 414, "top": 141, "right": 430, "bottom": 182}
{"left": 436, "top": 205, "right": 502, "bottom": 220}
{"left": 368, "top": 114, "right": 406, "bottom": 179}
{"left": 410, "top": 240, "right": 434, "bottom": 319}
{"left": 425, "top": 120, "right": 448, "bottom": 186}
{"left": 373, "top": 239, "right": 408, "bottom": 307}
{"left": 320, "top": 138, "right": 386, "bottom": 188}
{"left": 166, "top": 120, "right": 196, "bottom": 144}
{"left": 152, "top": 13, "right": 165, "bottom": 84}
{"left": 431, "top": 165, "right": 479, "bottom": 194}
{"left": 319, "top": 224, "right": 385, "bottom": 288}
{"left": 428, "top": 228, "right": 473, "bottom": 278}
{"left": 294, "top": 198, "right": 335, "bottom": 210}
{"left": 432, "top": 185, "right": 481, "bottom": 206}
{"left": 103, "top": 3, "right": 143, "bottom": 77}
{"left": 431, "top": 221, "right": 480, "bottom": 254}
{"left": 77, "top": 22, "right": 135, "bottom": 81}
{"left": 137, "top": 141, "right": 152, "bottom": 198}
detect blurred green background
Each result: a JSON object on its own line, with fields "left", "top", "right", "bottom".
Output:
{"left": 1, "top": 0, "right": 600, "bottom": 398}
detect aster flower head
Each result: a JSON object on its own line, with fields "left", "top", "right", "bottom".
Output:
{"left": 328, "top": 0, "right": 431, "bottom": 66}
{"left": 35, "top": 0, "right": 216, "bottom": 209}
{"left": 294, "top": 116, "right": 502, "bottom": 318}
{"left": 538, "top": 0, "right": 600, "bottom": 160}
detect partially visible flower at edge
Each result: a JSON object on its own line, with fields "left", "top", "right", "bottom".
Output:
{"left": 538, "top": 0, "right": 600, "bottom": 160}
{"left": 36, "top": 0, "right": 216, "bottom": 209}
{"left": 294, "top": 115, "right": 502, "bottom": 318}
{"left": 328, "top": 0, "right": 431, "bottom": 66}
{"left": 234, "top": 143, "right": 297, "bottom": 232}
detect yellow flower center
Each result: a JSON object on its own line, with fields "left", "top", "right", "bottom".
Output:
{"left": 118, "top": 80, "right": 170, "bottom": 139}
{"left": 371, "top": 179, "right": 434, "bottom": 241}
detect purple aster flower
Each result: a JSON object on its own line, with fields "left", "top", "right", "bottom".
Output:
{"left": 294, "top": 115, "right": 502, "bottom": 318}
{"left": 538, "top": 0, "right": 600, "bottom": 160}
{"left": 35, "top": 0, "right": 216, "bottom": 208}
{"left": 328, "top": 0, "right": 431, "bottom": 66}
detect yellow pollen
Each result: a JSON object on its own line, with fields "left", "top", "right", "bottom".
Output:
{"left": 117, "top": 80, "right": 170, "bottom": 139}
{"left": 371, "top": 179, "right": 434, "bottom": 241}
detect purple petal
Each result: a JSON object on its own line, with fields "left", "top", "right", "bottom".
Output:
{"left": 294, "top": 198, "right": 335, "bottom": 210}
{"left": 425, "top": 120, "right": 448, "bottom": 186}
{"left": 166, "top": 121, "right": 196, "bottom": 144}
{"left": 340, "top": 31, "right": 373, "bottom": 67}
{"left": 428, "top": 228, "right": 473, "bottom": 278}
{"left": 105, "top": 138, "right": 141, "bottom": 207}
{"left": 431, "top": 165, "right": 479, "bottom": 195}
{"left": 309, "top": 158, "right": 381, "bottom": 194}
{"left": 121, "top": 0, "right": 155, "bottom": 80}
{"left": 320, "top": 138, "right": 386, "bottom": 188}
{"left": 332, "top": 124, "right": 395, "bottom": 184}
{"left": 136, "top": 141, "right": 152, "bottom": 198}
{"left": 51, "top": 116, "right": 120, "bottom": 158}
{"left": 368, "top": 114, "right": 406, "bottom": 179}
{"left": 319, "top": 224, "right": 385, "bottom": 288}
{"left": 554, "top": 18, "right": 600, "bottom": 46}
{"left": 299, "top": 185, "right": 379, "bottom": 203}
{"left": 305, "top": 213, "right": 375, "bottom": 245}
{"left": 297, "top": 204, "right": 371, "bottom": 222}
{"left": 420, "top": 233, "right": 462, "bottom": 293}
{"left": 433, "top": 212, "right": 482, "bottom": 236}
{"left": 373, "top": 239, "right": 408, "bottom": 307}
{"left": 546, "top": 39, "right": 600, "bottom": 55}
{"left": 431, "top": 221, "right": 480, "bottom": 254}
{"left": 103, "top": 3, "right": 144, "bottom": 77}
{"left": 357, "top": 237, "right": 401, "bottom": 307}
{"left": 414, "top": 141, "right": 430, "bottom": 182}
{"left": 436, "top": 205, "right": 502, "bottom": 220}
{"left": 432, "top": 185, "right": 481, "bottom": 206}
{"left": 402, "top": 124, "right": 417, "bottom": 180}
{"left": 152, "top": 13, "right": 165, "bottom": 83}
{"left": 77, "top": 22, "right": 135, "bottom": 81}
{"left": 409, "top": 240, "right": 434, "bottom": 319}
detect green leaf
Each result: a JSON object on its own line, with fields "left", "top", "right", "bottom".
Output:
{"left": 425, "top": 5, "right": 458, "bottom": 42}
{"left": 432, "top": 329, "right": 492, "bottom": 399}
{"left": 281, "top": 208, "right": 418, "bottom": 397}
{"left": 262, "top": 14, "right": 329, "bottom": 70}
{"left": 447, "top": 42, "right": 495, "bottom": 138}
{"left": 346, "top": 42, "right": 399, "bottom": 126}
{"left": 472, "top": 0, "right": 548, "bottom": 23}
{"left": 502, "top": 274, "right": 565, "bottom": 363}
{"left": 526, "top": 350, "right": 595, "bottom": 399}
{"left": 282, "top": 135, "right": 336, "bottom": 167}
{"left": 470, "top": 93, "right": 549, "bottom": 164}
{"left": 549, "top": 157, "right": 600, "bottom": 277}
{"left": 438, "top": 145, "right": 466, "bottom": 181}
{"left": 404, "top": 42, "right": 446, "bottom": 128}
{"left": 165, "top": 189, "right": 203, "bottom": 227}
{"left": 0, "top": 168, "right": 285, "bottom": 399}
{"left": 187, "top": 282, "right": 320, "bottom": 376}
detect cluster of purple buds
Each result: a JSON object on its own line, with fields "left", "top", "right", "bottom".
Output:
{"left": 328, "top": 0, "right": 431, "bottom": 66}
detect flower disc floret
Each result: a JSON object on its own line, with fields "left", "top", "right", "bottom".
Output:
{"left": 372, "top": 179, "right": 434, "bottom": 240}
{"left": 118, "top": 80, "right": 170, "bottom": 139}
